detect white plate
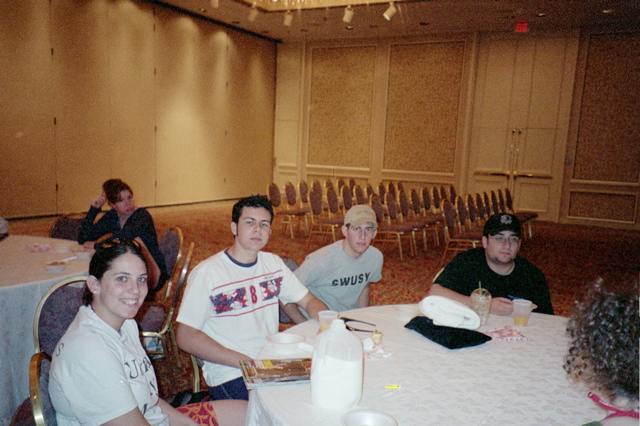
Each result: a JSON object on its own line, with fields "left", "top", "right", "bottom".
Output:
{"left": 342, "top": 409, "right": 397, "bottom": 426}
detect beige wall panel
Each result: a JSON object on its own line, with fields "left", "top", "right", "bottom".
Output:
{"left": 225, "top": 31, "right": 276, "bottom": 198}
{"left": 518, "top": 128, "right": 556, "bottom": 176}
{"left": 274, "top": 120, "right": 300, "bottom": 166}
{"left": 108, "top": 0, "right": 157, "bottom": 207}
{"left": 0, "top": 1, "right": 56, "bottom": 218}
{"left": 517, "top": 181, "right": 550, "bottom": 213}
{"left": 573, "top": 32, "right": 640, "bottom": 183}
{"left": 568, "top": 192, "right": 637, "bottom": 223}
{"left": 51, "top": 0, "right": 112, "bottom": 213}
{"left": 308, "top": 46, "right": 376, "bottom": 168}
{"left": 384, "top": 41, "right": 465, "bottom": 173}
{"left": 474, "top": 39, "right": 516, "bottom": 128}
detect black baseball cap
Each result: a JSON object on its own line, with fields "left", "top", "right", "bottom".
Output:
{"left": 483, "top": 213, "right": 521, "bottom": 237}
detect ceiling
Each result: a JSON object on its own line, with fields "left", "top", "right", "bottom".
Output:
{"left": 153, "top": 0, "right": 640, "bottom": 43}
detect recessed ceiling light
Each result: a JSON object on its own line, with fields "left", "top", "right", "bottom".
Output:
{"left": 536, "top": 13, "right": 546, "bottom": 18}
{"left": 345, "top": 25, "right": 354, "bottom": 30}
{"left": 602, "top": 9, "right": 615, "bottom": 14}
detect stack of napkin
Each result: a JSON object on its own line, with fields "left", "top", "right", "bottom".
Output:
{"left": 404, "top": 296, "right": 491, "bottom": 350}
{"left": 419, "top": 295, "right": 480, "bottom": 330}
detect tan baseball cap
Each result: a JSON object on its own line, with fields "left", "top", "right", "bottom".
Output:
{"left": 344, "top": 205, "right": 377, "bottom": 229}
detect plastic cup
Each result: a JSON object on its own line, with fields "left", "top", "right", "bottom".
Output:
{"left": 513, "top": 299, "right": 533, "bottom": 327}
{"left": 318, "top": 310, "right": 339, "bottom": 333}
{"left": 470, "top": 288, "right": 492, "bottom": 326}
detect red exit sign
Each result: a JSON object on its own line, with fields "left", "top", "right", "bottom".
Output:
{"left": 515, "top": 22, "right": 529, "bottom": 33}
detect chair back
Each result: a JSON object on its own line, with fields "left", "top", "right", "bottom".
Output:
{"left": 159, "top": 227, "right": 184, "bottom": 298}
{"left": 378, "top": 183, "right": 386, "bottom": 203}
{"left": 440, "top": 186, "right": 447, "bottom": 203}
{"left": 397, "top": 181, "right": 405, "bottom": 193}
{"left": 490, "top": 191, "right": 500, "bottom": 215}
{"left": 456, "top": 196, "right": 469, "bottom": 228}
{"left": 49, "top": 215, "right": 83, "bottom": 241}
{"left": 497, "top": 189, "right": 507, "bottom": 212}
{"left": 475, "top": 193, "right": 486, "bottom": 220}
{"left": 267, "top": 183, "right": 282, "bottom": 208}
{"left": 348, "top": 178, "right": 357, "bottom": 191}
{"left": 309, "top": 190, "right": 324, "bottom": 216}
{"left": 282, "top": 257, "right": 299, "bottom": 272}
{"left": 354, "top": 185, "right": 366, "bottom": 205}
{"left": 410, "top": 189, "right": 422, "bottom": 215}
{"left": 483, "top": 192, "right": 492, "bottom": 215}
{"left": 34, "top": 276, "right": 88, "bottom": 356}
{"left": 337, "top": 178, "right": 346, "bottom": 193}
{"left": 504, "top": 187, "right": 514, "bottom": 211}
{"left": 441, "top": 199, "right": 457, "bottom": 231}
{"left": 311, "top": 179, "right": 322, "bottom": 195}
{"left": 448, "top": 185, "right": 456, "bottom": 203}
{"left": 385, "top": 192, "right": 400, "bottom": 220}
{"left": 432, "top": 186, "right": 441, "bottom": 209}
{"left": 365, "top": 183, "right": 375, "bottom": 200}
{"left": 467, "top": 194, "right": 479, "bottom": 223}
{"left": 170, "top": 243, "right": 195, "bottom": 310}
{"left": 387, "top": 182, "right": 397, "bottom": 201}
{"left": 284, "top": 182, "right": 298, "bottom": 207}
{"left": 369, "top": 194, "right": 385, "bottom": 223}
{"left": 398, "top": 190, "right": 411, "bottom": 219}
{"left": 298, "top": 180, "right": 310, "bottom": 205}
{"left": 422, "top": 187, "right": 432, "bottom": 211}
{"left": 324, "top": 178, "right": 334, "bottom": 191}
{"left": 341, "top": 185, "right": 353, "bottom": 212}
{"left": 326, "top": 187, "right": 340, "bottom": 216}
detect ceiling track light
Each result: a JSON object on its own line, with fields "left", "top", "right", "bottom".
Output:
{"left": 383, "top": 2, "right": 397, "bottom": 20}
{"left": 248, "top": 3, "right": 259, "bottom": 21}
{"left": 343, "top": 5, "right": 354, "bottom": 24}
{"left": 283, "top": 10, "right": 293, "bottom": 26}
{"left": 209, "top": 0, "right": 219, "bottom": 9}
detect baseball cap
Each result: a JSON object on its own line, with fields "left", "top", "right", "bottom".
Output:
{"left": 483, "top": 213, "right": 521, "bottom": 237}
{"left": 344, "top": 205, "right": 377, "bottom": 230}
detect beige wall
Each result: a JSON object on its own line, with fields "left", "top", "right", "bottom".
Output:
{"left": 0, "top": 0, "right": 276, "bottom": 218}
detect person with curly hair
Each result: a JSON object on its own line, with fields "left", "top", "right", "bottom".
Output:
{"left": 564, "top": 278, "right": 639, "bottom": 425}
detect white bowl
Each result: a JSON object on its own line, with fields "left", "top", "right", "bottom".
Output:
{"left": 45, "top": 261, "right": 67, "bottom": 273}
{"left": 342, "top": 409, "right": 397, "bottom": 426}
{"left": 266, "top": 333, "right": 305, "bottom": 354}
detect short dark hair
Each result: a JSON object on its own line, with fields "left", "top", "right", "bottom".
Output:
{"left": 103, "top": 179, "right": 133, "bottom": 204}
{"left": 82, "top": 238, "right": 147, "bottom": 305}
{"left": 564, "top": 278, "right": 639, "bottom": 402}
{"left": 231, "top": 195, "right": 274, "bottom": 224}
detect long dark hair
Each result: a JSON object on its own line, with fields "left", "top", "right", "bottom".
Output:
{"left": 103, "top": 178, "right": 133, "bottom": 204}
{"left": 82, "top": 238, "right": 147, "bottom": 305}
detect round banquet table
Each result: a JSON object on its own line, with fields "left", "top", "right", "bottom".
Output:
{"left": 246, "top": 304, "right": 606, "bottom": 425}
{"left": 0, "top": 235, "right": 90, "bottom": 426}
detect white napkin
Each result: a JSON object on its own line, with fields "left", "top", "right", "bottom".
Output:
{"left": 419, "top": 295, "right": 481, "bottom": 330}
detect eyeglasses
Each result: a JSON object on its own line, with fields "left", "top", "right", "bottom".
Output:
{"left": 489, "top": 235, "right": 521, "bottom": 245}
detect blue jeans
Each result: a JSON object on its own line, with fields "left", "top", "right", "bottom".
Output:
{"left": 208, "top": 377, "right": 249, "bottom": 401}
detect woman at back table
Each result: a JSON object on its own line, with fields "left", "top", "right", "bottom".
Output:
{"left": 78, "top": 178, "right": 167, "bottom": 292}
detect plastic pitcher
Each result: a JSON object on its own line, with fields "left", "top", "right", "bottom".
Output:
{"left": 311, "top": 319, "right": 363, "bottom": 410}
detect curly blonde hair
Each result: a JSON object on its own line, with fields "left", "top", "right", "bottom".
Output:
{"left": 564, "top": 277, "right": 639, "bottom": 402}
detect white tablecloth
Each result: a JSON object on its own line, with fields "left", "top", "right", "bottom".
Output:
{"left": 0, "top": 235, "right": 90, "bottom": 426}
{"left": 247, "top": 305, "right": 606, "bottom": 425}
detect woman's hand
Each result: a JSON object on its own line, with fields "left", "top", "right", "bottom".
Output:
{"left": 91, "top": 193, "right": 107, "bottom": 209}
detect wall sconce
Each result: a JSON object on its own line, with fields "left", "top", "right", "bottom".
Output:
{"left": 248, "top": 3, "right": 259, "bottom": 21}
{"left": 383, "top": 2, "right": 396, "bottom": 20}
{"left": 343, "top": 6, "right": 354, "bottom": 23}
{"left": 283, "top": 10, "right": 293, "bottom": 26}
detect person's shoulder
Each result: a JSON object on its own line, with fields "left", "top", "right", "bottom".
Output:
{"left": 192, "top": 250, "right": 227, "bottom": 271}
{"left": 515, "top": 254, "right": 543, "bottom": 272}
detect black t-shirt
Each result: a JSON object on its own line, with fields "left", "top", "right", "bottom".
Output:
{"left": 435, "top": 248, "right": 554, "bottom": 315}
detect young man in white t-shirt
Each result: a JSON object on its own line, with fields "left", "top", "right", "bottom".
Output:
{"left": 282, "top": 204, "right": 384, "bottom": 323}
{"left": 175, "top": 195, "right": 328, "bottom": 401}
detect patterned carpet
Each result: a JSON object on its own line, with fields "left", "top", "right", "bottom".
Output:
{"left": 9, "top": 200, "right": 639, "bottom": 400}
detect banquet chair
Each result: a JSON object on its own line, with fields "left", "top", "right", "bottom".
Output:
{"left": 278, "top": 257, "right": 300, "bottom": 324}
{"left": 387, "top": 182, "right": 397, "bottom": 204}
{"left": 370, "top": 193, "right": 416, "bottom": 260}
{"left": 466, "top": 194, "right": 482, "bottom": 227}
{"left": 440, "top": 199, "right": 483, "bottom": 266}
{"left": 348, "top": 178, "right": 357, "bottom": 191}
{"left": 431, "top": 186, "right": 442, "bottom": 211}
{"left": 490, "top": 191, "right": 501, "bottom": 215}
{"left": 298, "top": 180, "right": 311, "bottom": 211}
{"left": 504, "top": 188, "right": 538, "bottom": 239}
{"left": 377, "top": 182, "right": 387, "bottom": 205}
{"left": 307, "top": 190, "right": 343, "bottom": 248}
{"left": 336, "top": 178, "right": 347, "bottom": 194}
{"left": 448, "top": 185, "right": 458, "bottom": 203}
{"left": 16, "top": 276, "right": 89, "bottom": 426}
{"left": 49, "top": 214, "right": 84, "bottom": 241}
{"left": 475, "top": 193, "right": 487, "bottom": 221}
{"left": 439, "top": 186, "right": 448, "bottom": 204}
{"left": 139, "top": 242, "right": 195, "bottom": 373}
{"left": 365, "top": 183, "right": 376, "bottom": 201}
{"left": 483, "top": 192, "right": 493, "bottom": 216}
{"left": 398, "top": 189, "right": 430, "bottom": 251}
